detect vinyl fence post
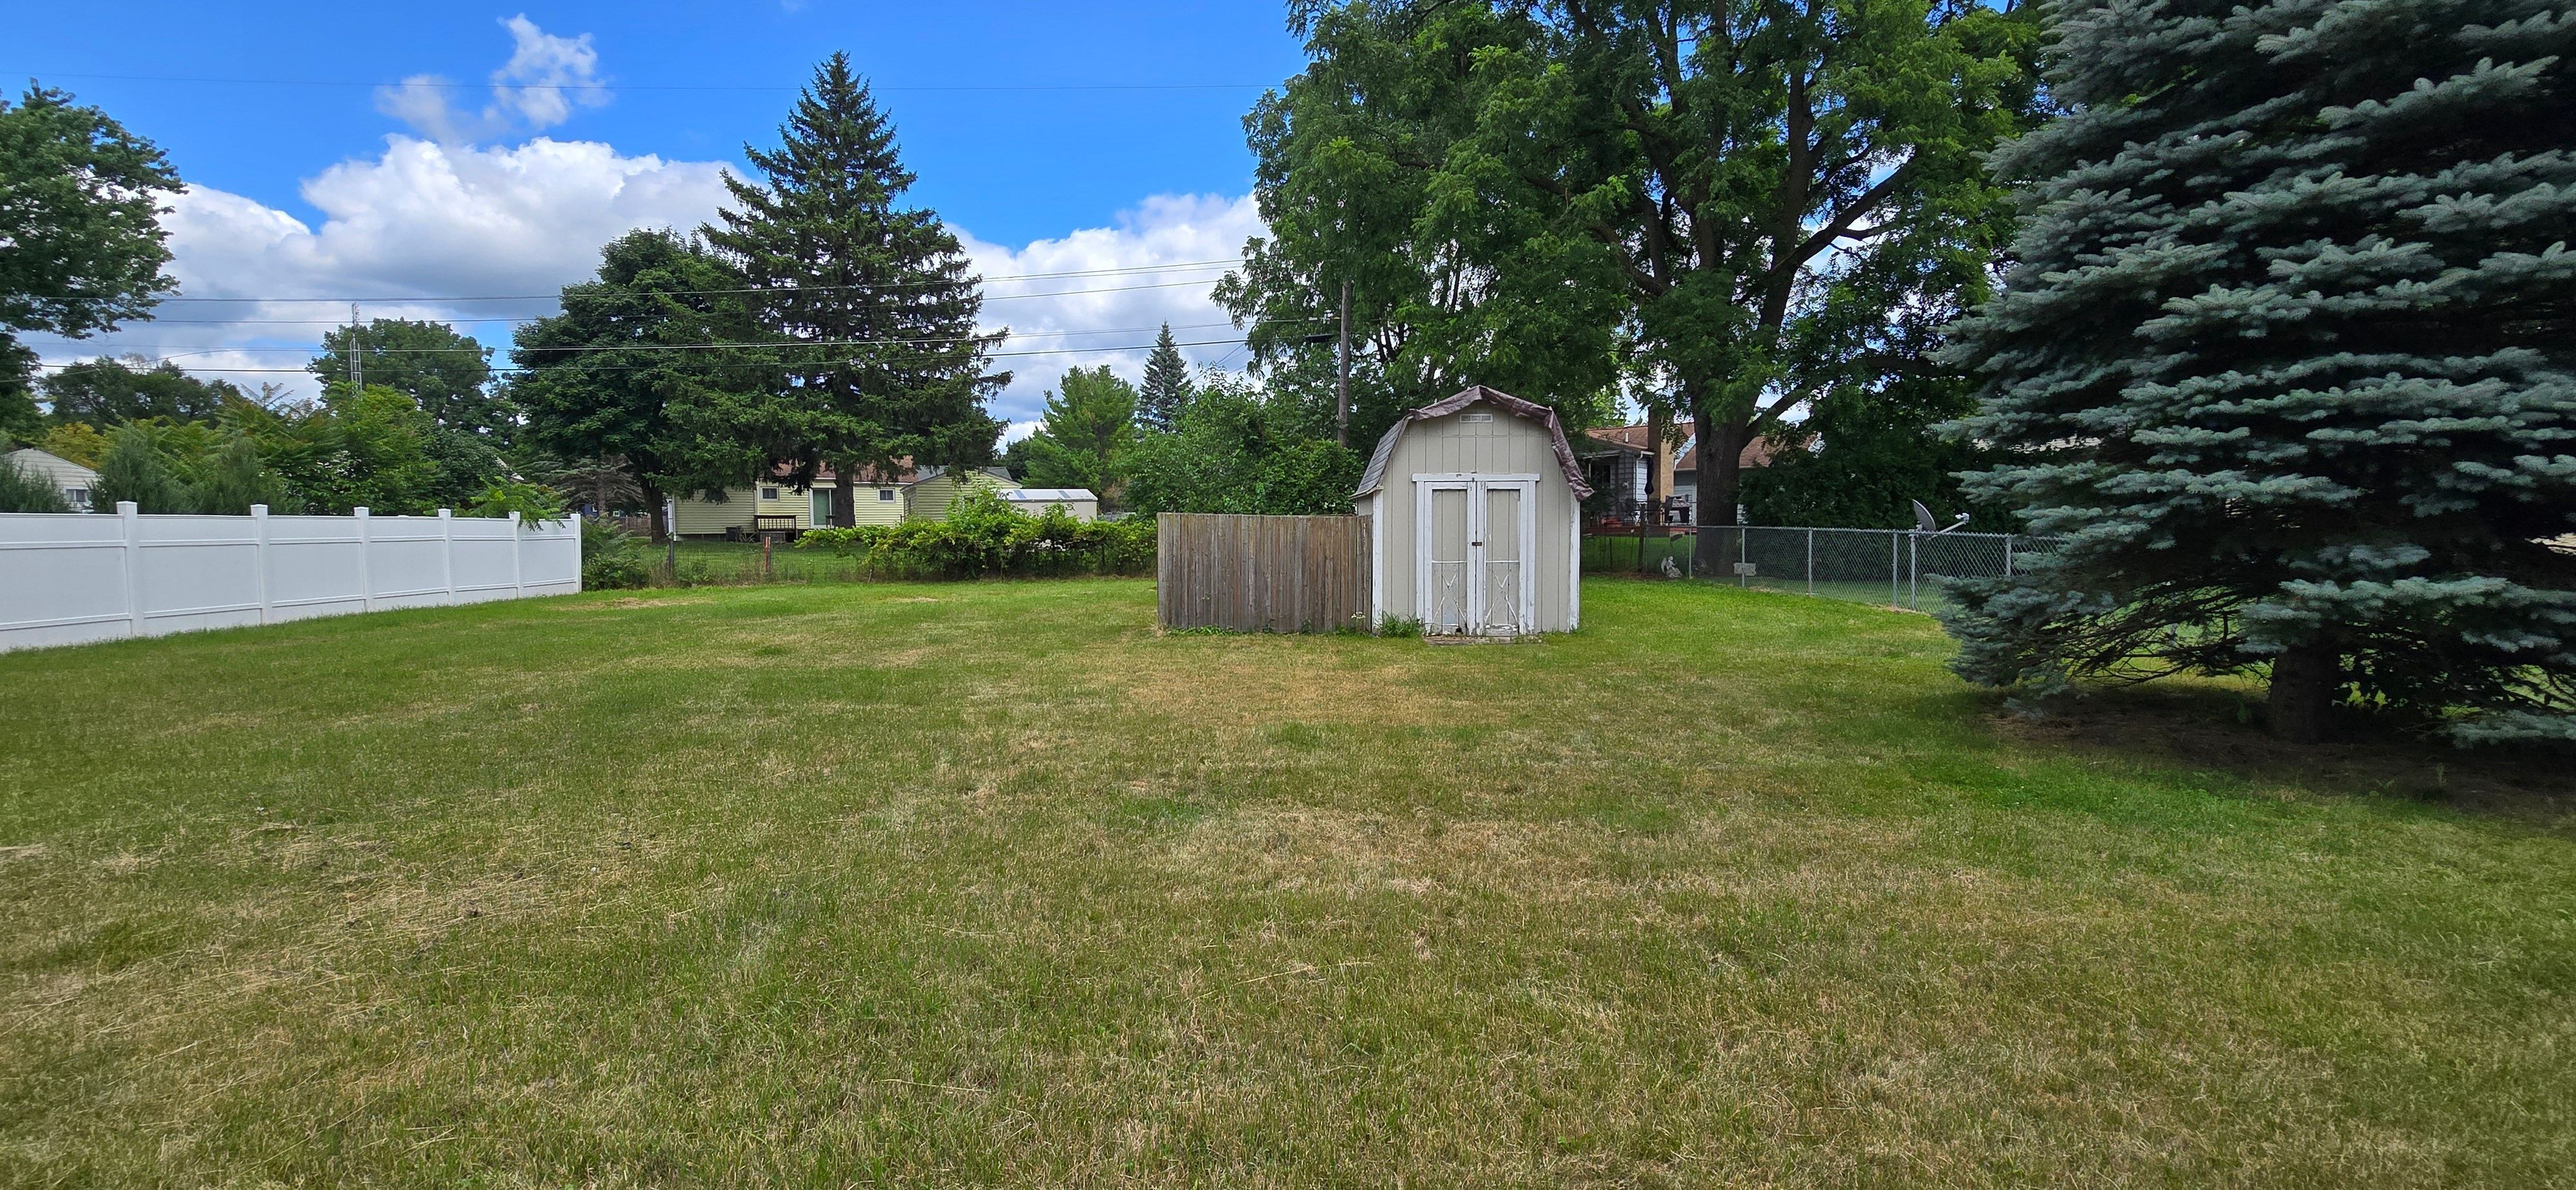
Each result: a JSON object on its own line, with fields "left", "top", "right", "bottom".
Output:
{"left": 251, "top": 504, "right": 272, "bottom": 624}
{"left": 438, "top": 508, "right": 455, "bottom": 604}
{"left": 354, "top": 507, "right": 374, "bottom": 611}
{"left": 509, "top": 511, "right": 526, "bottom": 598}
{"left": 118, "top": 500, "right": 143, "bottom": 639}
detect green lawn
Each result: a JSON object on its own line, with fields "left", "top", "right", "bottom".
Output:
{"left": 3, "top": 579, "right": 2570, "bottom": 1185}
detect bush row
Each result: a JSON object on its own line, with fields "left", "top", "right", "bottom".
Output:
{"left": 794, "top": 489, "right": 1155, "bottom": 580}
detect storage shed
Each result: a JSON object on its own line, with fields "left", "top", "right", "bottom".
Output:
{"left": 1354, "top": 386, "right": 1592, "bottom": 635}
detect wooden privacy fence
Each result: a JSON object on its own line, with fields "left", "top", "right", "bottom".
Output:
{"left": 1157, "top": 513, "right": 1370, "bottom": 632}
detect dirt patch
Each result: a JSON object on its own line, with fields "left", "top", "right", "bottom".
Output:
{"left": 556, "top": 597, "right": 712, "bottom": 612}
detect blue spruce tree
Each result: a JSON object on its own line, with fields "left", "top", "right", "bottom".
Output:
{"left": 1944, "top": 0, "right": 2575, "bottom": 744}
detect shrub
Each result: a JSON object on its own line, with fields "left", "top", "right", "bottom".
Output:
{"left": 0, "top": 455, "right": 69, "bottom": 513}
{"left": 90, "top": 426, "right": 189, "bottom": 513}
{"left": 467, "top": 479, "right": 566, "bottom": 523}
{"left": 797, "top": 489, "right": 1155, "bottom": 580}
{"left": 580, "top": 516, "right": 651, "bottom": 589}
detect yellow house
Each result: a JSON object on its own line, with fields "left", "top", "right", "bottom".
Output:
{"left": 666, "top": 463, "right": 1020, "bottom": 537}
{"left": 668, "top": 464, "right": 915, "bottom": 538}
{"left": 904, "top": 467, "right": 1021, "bottom": 520}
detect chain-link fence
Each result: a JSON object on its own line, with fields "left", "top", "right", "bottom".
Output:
{"left": 1581, "top": 526, "right": 2050, "bottom": 614}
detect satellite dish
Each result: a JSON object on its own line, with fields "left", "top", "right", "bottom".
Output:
{"left": 1912, "top": 499, "right": 1971, "bottom": 534}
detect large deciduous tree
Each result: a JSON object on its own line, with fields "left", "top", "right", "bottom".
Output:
{"left": 704, "top": 53, "right": 1005, "bottom": 527}
{"left": 1943, "top": 0, "right": 2576, "bottom": 744}
{"left": 39, "top": 355, "right": 242, "bottom": 424}
{"left": 0, "top": 86, "right": 179, "bottom": 406}
{"left": 512, "top": 229, "right": 787, "bottom": 542}
{"left": 1225, "top": 1, "right": 2038, "bottom": 509}
{"left": 308, "top": 319, "right": 515, "bottom": 438}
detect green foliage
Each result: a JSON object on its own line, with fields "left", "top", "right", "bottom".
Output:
{"left": 1224, "top": 1, "right": 2044, "bottom": 518}
{"left": 223, "top": 385, "right": 446, "bottom": 515}
{"left": 0, "top": 347, "right": 39, "bottom": 447}
{"left": 1121, "top": 377, "right": 1363, "bottom": 516}
{"left": 185, "top": 434, "right": 294, "bottom": 516}
{"left": 579, "top": 516, "right": 652, "bottom": 590}
{"left": 33, "top": 422, "right": 104, "bottom": 468}
{"left": 511, "top": 229, "right": 784, "bottom": 541}
{"left": 703, "top": 53, "right": 1005, "bottom": 515}
{"left": 1016, "top": 366, "right": 1135, "bottom": 500}
{"left": 1136, "top": 324, "right": 1193, "bottom": 433}
{"left": 0, "top": 86, "right": 179, "bottom": 383}
{"left": 797, "top": 487, "right": 1154, "bottom": 580}
{"left": 307, "top": 319, "right": 512, "bottom": 437}
{"left": 0, "top": 452, "right": 68, "bottom": 512}
{"left": 465, "top": 480, "right": 565, "bottom": 524}
{"left": 89, "top": 424, "right": 187, "bottom": 513}
{"left": 39, "top": 355, "right": 242, "bottom": 425}
{"left": 1742, "top": 375, "right": 2003, "bottom": 531}
{"left": 1942, "top": 0, "right": 2576, "bottom": 745}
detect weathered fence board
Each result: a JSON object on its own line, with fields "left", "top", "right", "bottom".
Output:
{"left": 1157, "top": 513, "right": 1370, "bottom": 632}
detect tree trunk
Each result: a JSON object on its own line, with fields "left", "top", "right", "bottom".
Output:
{"left": 641, "top": 480, "right": 668, "bottom": 544}
{"left": 2267, "top": 639, "right": 2341, "bottom": 744}
{"left": 831, "top": 464, "right": 857, "bottom": 529}
{"left": 1693, "top": 411, "right": 1748, "bottom": 571}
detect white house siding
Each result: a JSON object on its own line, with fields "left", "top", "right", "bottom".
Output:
{"left": 671, "top": 487, "right": 758, "bottom": 536}
{"left": 1372, "top": 410, "right": 1580, "bottom": 632}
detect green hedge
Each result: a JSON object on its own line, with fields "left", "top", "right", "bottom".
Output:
{"left": 795, "top": 489, "right": 1155, "bottom": 580}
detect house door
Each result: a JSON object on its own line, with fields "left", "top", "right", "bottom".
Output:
{"left": 810, "top": 489, "right": 833, "bottom": 527}
{"left": 1416, "top": 475, "right": 1537, "bottom": 635}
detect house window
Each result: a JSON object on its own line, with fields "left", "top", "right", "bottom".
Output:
{"left": 761, "top": 487, "right": 780, "bottom": 500}
{"left": 877, "top": 488, "right": 896, "bottom": 501}
{"left": 64, "top": 487, "right": 90, "bottom": 510}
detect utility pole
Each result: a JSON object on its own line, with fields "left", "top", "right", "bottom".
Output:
{"left": 347, "top": 303, "right": 364, "bottom": 392}
{"left": 1335, "top": 279, "right": 1351, "bottom": 447}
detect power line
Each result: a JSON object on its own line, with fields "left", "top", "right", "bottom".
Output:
{"left": 34, "top": 336, "right": 1260, "bottom": 374}
{"left": 5, "top": 70, "right": 1274, "bottom": 94}
{"left": 77, "top": 319, "right": 1299, "bottom": 359}
{"left": 149, "top": 271, "right": 1243, "bottom": 305}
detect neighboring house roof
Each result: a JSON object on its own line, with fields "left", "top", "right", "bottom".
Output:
{"left": 1578, "top": 421, "right": 1788, "bottom": 473}
{"left": 911, "top": 465, "right": 1016, "bottom": 484}
{"left": 768, "top": 459, "right": 916, "bottom": 486}
{"left": 6, "top": 448, "right": 100, "bottom": 487}
{"left": 1003, "top": 488, "right": 1097, "bottom": 502}
{"left": 1356, "top": 386, "right": 1595, "bottom": 498}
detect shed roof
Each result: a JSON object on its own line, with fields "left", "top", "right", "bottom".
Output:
{"left": 1353, "top": 386, "right": 1594, "bottom": 498}
{"left": 1003, "top": 488, "right": 1097, "bottom": 502}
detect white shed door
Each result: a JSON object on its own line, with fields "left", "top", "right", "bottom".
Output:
{"left": 1416, "top": 476, "right": 1536, "bottom": 635}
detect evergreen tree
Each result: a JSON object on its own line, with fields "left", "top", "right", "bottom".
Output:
{"left": 1136, "top": 324, "right": 1193, "bottom": 433}
{"left": 1944, "top": 0, "right": 2576, "bottom": 744}
{"left": 89, "top": 424, "right": 187, "bottom": 512}
{"left": 185, "top": 434, "right": 293, "bottom": 515}
{"left": 703, "top": 52, "right": 1005, "bottom": 527}
{"left": 1019, "top": 365, "right": 1137, "bottom": 500}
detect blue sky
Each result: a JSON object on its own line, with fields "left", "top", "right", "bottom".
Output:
{"left": 6, "top": 2, "right": 1312, "bottom": 428}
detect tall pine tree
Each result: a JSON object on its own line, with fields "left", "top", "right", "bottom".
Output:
{"left": 1945, "top": 0, "right": 2575, "bottom": 744}
{"left": 703, "top": 53, "right": 1004, "bottom": 527}
{"left": 1136, "top": 323, "right": 1192, "bottom": 433}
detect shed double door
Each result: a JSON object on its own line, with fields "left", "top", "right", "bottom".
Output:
{"left": 1417, "top": 475, "right": 1536, "bottom": 635}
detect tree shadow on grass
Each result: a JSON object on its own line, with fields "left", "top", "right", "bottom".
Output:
{"left": 1984, "top": 678, "right": 2574, "bottom": 829}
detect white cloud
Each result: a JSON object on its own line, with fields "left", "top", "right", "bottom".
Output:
{"left": 959, "top": 192, "right": 1267, "bottom": 423}
{"left": 375, "top": 15, "right": 610, "bottom": 144}
{"left": 38, "top": 150, "right": 1268, "bottom": 422}
{"left": 31, "top": 137, "right": 732, "bottom": 400}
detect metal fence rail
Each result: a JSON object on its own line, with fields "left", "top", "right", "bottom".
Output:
{"left": 1580, "top": 525, "right": 2050, "bottom": 613}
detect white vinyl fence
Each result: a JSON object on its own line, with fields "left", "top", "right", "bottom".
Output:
{"left": 0, "top": 502, "right": 580, "bottom": 653}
